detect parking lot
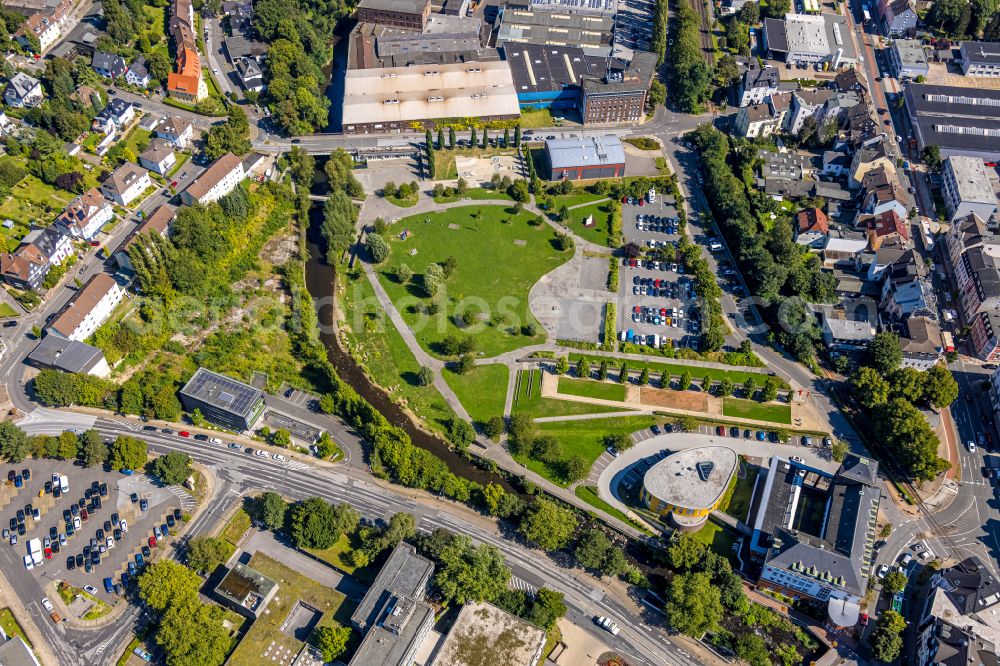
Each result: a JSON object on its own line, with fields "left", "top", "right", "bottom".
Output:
{"left": 0, "top": 457, "right": 190, "bottom": 610}
{"left": 613, "top": 0, "right": 655, "bottom": 59}
{"left": 616, "top": 195, "right": 701, "bottom": 349}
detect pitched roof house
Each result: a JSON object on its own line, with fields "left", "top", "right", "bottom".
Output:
{"left": 55, "top": 188, "right": 115, "bottom": 240}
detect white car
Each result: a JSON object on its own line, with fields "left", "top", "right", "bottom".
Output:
{"left": 877, "top": 564, "right": 889, "bottom": 579}
{"left": 58, "top": 533, "right": 66, "bottom": 546}
{"left": 969, "top": 440, "right": 977, "bottom": 453}
{"left": 790, "top": 456, "right": 804, "bottom": 463}
{"left": 23, "top": 555, "right": 33, "bottom": 570}
{"left": 83, "top": 585, "right": 98, "bottom": 595}
{"left": 255, "top": 449, "right": 269, "bottom": 458}
{"left": 596, "top": 616, "right": 620, "bottom": 636}
{"left": 120, "top": 519, "right": 128, "bottom": 533}
{"left": 106, "top": 536, "right": 114, "bottom": 550}
{"left": 209, "top": 437, "right": 222, "bottom": 444}
{"left": 272, "top": 453, "right": 286, "bottom": 462}
{"left": 40, "top": 598, "right": 53, "bottom": 612}
{"left": 73, "top": 517, "right": 81, "bottom": 530}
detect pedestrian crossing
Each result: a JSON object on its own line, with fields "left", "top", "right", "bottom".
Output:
{"left": 165, "top": 485, "right": 197, "bottom": 511}
{"left": 509, "top": 576, "right": 537, "bottom": 597}
{"left": 285, "top": 460, "right": 314, "bottom": 472}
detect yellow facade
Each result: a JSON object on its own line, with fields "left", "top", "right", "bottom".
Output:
{"left": 640, "top": 486, "right": 715, "bottom": 518}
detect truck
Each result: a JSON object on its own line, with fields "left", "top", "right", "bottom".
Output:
{"left": 28, "top": 538, "right": 42, "bottom": 566}
{"left": 59, "top": 475, "right": 68, "bottom": 494}
{"left": 942, "top": 331, "right": 955, "bottom": 353}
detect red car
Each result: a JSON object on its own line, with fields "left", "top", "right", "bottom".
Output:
{"left": 633, "top": 306, "right": 641, "bottom": 314}
{"left": 44, "top": 547, "right": 52, "bottom": 559}
{"left": 88, "top": 240, "right": 100, "bottom": 247}
{"left": 716, "top": 426, "right": 725, "bottom": 436}
{"left": 148, "top": 536, "right": 157, "bottom": 548}
{"left": 660, "top": 308, "right": 667, "bottom": 316}
{"left": 80, "top": 508, "right": 88, "bottom": 521}
{"left": 171, "top": 180, "right": 178, "bottom": 188}
{"left": 860, "top": 613, "right": 869, "bottom": 626}
{"left": 621, "top": 196, "right": 628, "bottom": 203}
{"left": 178, "top": 431, "right": 190, "bottom": 438}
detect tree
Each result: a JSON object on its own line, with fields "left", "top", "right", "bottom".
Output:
{"left": 870, "top": 610, "right": 906, "bottom": 662}
{"left": 738, "top": 1, "right": 760, "bottom": 23}
{"left": 921, "top": 145, "right": 942, "bottom": 173}
{"left": 108, "top": 436, "right": 147, "bottom": 471}
{"left": 618, "top": 363, "right": 629, "bottom": 384}
{"left": 366, "top": 233, "right": 389, "bottom": 263}
{"left": 417, "top": 366, "right": 434, "bottom": 386}
{"left": 484, "top": 416, "right": 505, "bottom": 441}
{"left": 869, "top": 332, "right": 903, "bottom": 375}
{"left": 647, "top": 79, "right": 666, "bottom": 109}
{"left": 563, "top": 456, "right": 590, "bottom": 483}
{"left": 156, "top": 597, "right": 231, "bottom": 666}
{"left": 554, "top": 356, "right": 570, "bottom": 375}
{"left": 481, "top": 127, "right": 488, "bottom": 148}
{"left": 186, "top": 537, "right": 231, "bottom": 573}
{"left": 604, "top": 432, "right": 632, "bottom": 452}
{"left": 424, "top": 263, "right": 445, "bottom": 297}
{"left": 669, "top": 533, "right": 708, "bottom": 571}
{"left": 761, "top": 376, "right": 781, "bottom": 402}
{"left": 574, "top": 529, "right": 612, "bottom": 570}
{"left": 874, "top": 398, "right": 948, "bottom": 481}
{"left": 717, "top": 378, "right": 734, "bottom": 397}
{"left": 639, "top": 367, "right": 650, "bottom": 385}
{"left": 576, "top": 359, "right": 590, "bottom": 378}
{"left": 677, "top": 371, "right": 691, "bottom": 391}
{"left": 735, "top": 634, "right": 770, "bottom": 666}
{"left": 455, "top": 354, "right": 475, "bottom": 375}
{"left": 598, "top": 361, "right": 608, "bottom": 380}
{"left": 0, "top": 421, "right": 28, "bottom": 462}
{"left": 312, "top": 625, "right": 351, "bottom": 662}
{"left": 137, "top": 560, "right": 203, "bottom": 612}
{"left": 831, "top": 440, "right": 849, "bottom": 462}
{"left": 882, "top": 570, "right": 908, "bottom": 594}
{"left": 447, "top": 417, "right": 475, "bottom": 450}
{"left": 253, "top": 492, "right": 288, "bottom": 531}
{"left": 395, "top": 263, "right": 414, "bottom": 284}
{"left": 288, "top": 498, "right": 358, "bottom": 550}
{"left": 924, "top": 363, "right": 959, "bottom": 408}
{"left": 519, "top": 498, "right": 578, "bottom": 552}
{"left": 514, "top": 125, "right": 522, "bottom": 147}
{"left": 203, "top": 106, "right": 252, "bottom": 160}
{"left": 851, "top": 366, "right": 893, "bottom": 409}
{"left": 432, "top": 535, "right": 511, "bottom": 606}
{"left": 77, "top": 429, "right": 107, "bottom": 467}
{"left": 664, "top": 572, "right": 723, "bottom": 637}
{"left": 152, "top": 452, "right": 192, "bottom": 485}
{"left": 448, "top": 127, "right": 457, "bottom": 149}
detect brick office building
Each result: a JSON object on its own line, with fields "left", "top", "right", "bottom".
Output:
{"left": 355, "top": 0, "right": 431, "bottom": 31}
{"left": 580, "top": 51, "right": 656, "bottom": 124}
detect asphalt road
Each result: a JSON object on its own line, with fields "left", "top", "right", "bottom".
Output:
{"left": 13, "top": 413, "right": 703, "bottom": 666}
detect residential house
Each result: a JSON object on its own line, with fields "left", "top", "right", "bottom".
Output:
{"left": 888, "top": 39, "right": 929, "bottom": 79}
{"left": 733, "top": 103, "right": 782, "bottom": 138}
{"left": 15, "top": 12, "right": 60, "bottom": 53}
{"left": 235, "top": 59, "right": 263, "bottom": 92}
{"left": 138, "top": 139, "right": 176, "bottom": 176}
{"left": 759, "top": 149, "right": 814, "bottom": 181}
{"left": 848, "top": 141, "right": 894, "bottom": 188}
{"left": 92, "top": 99, "right": 135, "bottom": 133}
{"left": 899, "top": 316, "right": 944, "bottom": 370}
{"left": 795, "top": 207, "right": 830, "bottom": 247}
{"left": 876, "top": 0, "right": 916, "bottom": 36}
{"left": 27, "top": 337, "right": 111, "bottom": 378}
{"left": 156, "top": 115, "right": 195, "bottom": 149}
{"left": 100, "top": 163, "right": 151, "bottom": 207}
{"left": 0, "top": 244, "right": 48, "bottom": 290}
{"left": 4, "top": 73, "right": 43, "bottom": 108}
{"left": 941, "top": 155, "right": 999, "bottom": 222}
{"left": 92, "top": 51, "right": 128, "bottom": 79}
{"left": 785, "top": 88, "right": 834, "bottom": 134}
{"left": 864, "top": 210, "right": 910, "bottom": 250}
{"left": 180, "top": 152, "right": 244, "bottom": 205}
{"left": 822, "top": 149, "right": 850, "bottom": 178}
{"left": 833, "top": 67, "right": 865, "bottom": 95}
{"left": 54, "top": 189, "right": 114, "bottom": 241}
{"left": 126, "top": 56, "right": 150, "bottom": 87}
{"left": 862, "top": 245, "right": 913, "bottom": 282}
{"left": 860, "top": 166, "right": 908, "bottom": 219}
{"left": 880, "top": 252, "right": 934, "bottom": 320}
{"left": 959, "top": 41, "right": 1000, "bottom": 78}
{"left": 822, "top": 316, "right": 875, "bottom": 349}
{"left": 943, "top": 216, "right": 1000, "bottom": 361}
{"left": 971, "top": 310, "right": 1000, "bottom": 362}
{"left": 823, "top": 227, "right": 870, "bottom": 265}
{"left": 915, "top": 557, "right": 1000, "bottom": 666}
{"left": 46, "top": 274, "right": 125, "bottom": 342}
{"left": 738, "top": 60, "right": 779, "bottom": 107}
{"left": 114, "top": 204, "right": 177, "bottom": 271}
{"left": 751, "top": 454, "right": 880, "bottom": 626}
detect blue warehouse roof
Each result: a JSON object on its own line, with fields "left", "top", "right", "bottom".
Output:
{"left": 545, "top": 135, "right": 626, "bottom": 169}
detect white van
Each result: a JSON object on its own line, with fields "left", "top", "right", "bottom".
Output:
{"left": 647, "top": 188, "right": 656, "bottom": 204}
{"left": 59, "top": 475, "right": 69, "bottom": 494}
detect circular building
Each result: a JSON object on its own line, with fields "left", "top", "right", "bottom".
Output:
{"left": 640, "top": 446, "right": 738, "bottom": 530}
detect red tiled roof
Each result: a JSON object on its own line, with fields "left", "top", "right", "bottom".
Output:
{"left": 795, "top": 207, "right": 829, "bottom": 235}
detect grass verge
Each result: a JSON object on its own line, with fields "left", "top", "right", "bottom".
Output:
{"left": 722, "top": 397, "right": 792, "bottom": 424}
{"left": 512, "top": 369, "right": 629, "bottom": 419}
{"left": 568, "top": 353, "right": 776, "bottom": 386}
{"left": 575, "top": 485, "right": 655, "bottom": 535}
{"left": 219, "top": 508, "right": 251, "bottom": 546}
{"left": 557, "top": 376, "right": 626, "bottom": 402}
{"left": 442, "top": 364, "right": 508, "bottom": 424}
{"left": 0, "top": 608, "right": 29, "bottom": 646}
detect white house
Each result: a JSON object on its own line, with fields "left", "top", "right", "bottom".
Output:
{"left": 92, "top": 99, "right": 135, "bottom": 133}
{"left": 156, "top": 115, "right": 195, "bottom": 149}
{"left": 4, "top": 73, "right": 43, "bottom": 108}
{"left": 54, "top": 188, "right": 115, "bottom": 240}
{"left": 138, "top": 139, "right": 177, "bottom": 176}
{"left": 22, "top": 225, "right": 73, "bottom": 266}
{"left": 46, "top": 273, "right": 125, "bottom": 342}
{"left": 100, "top": 163, "right": 151, "bottom": 207}
{"left": 125, "top": 56, "right": 150, "bottom": 88}
{"left": 180, "top": 152, "right": 245, "bottom": 205}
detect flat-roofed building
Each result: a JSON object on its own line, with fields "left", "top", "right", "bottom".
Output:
{"left": 432, "top": 601, "right": 547, "bottom": 666}
{"left": 888, "top": 38, "right": 928, "bottom": 80}
{"left": 356, "top": 0, "right": 431, "bottom": 30}
{"left": 0, "top": 635, "right": 39, "bottom": 666}
{"left": 342, "top": 60, "right": 520, "bottom": 133}
{"left": 941, "top": 155, "right": 999, "bottom": 222}
{"left": 543, "top": 135, "right": 625, "bottom": 180}
{"left": 213, "top": 563, "right": 278, "bottom": 618}
{"left": 504, "top": 43, "right": 592, "bottom": 109}
{"left": 960, "top": 41, "right": 1000, "bottom": 78}
{"left": 640, "top": 446, "right": 738, "bottom": 530}
{"left": 904, "top": 84, "right": 1000, "bottom": 160}
{"left": 178, "top": 367, "right": 265, "bottom": 431}
{"left": 46, "top": 273, "right": 125, "bottom": 342}
{"left": 762, "top": 13, "right": 858, "bottom": 66}
{"left": 27, "top": 336, "right": 110, "bottom": 377}
{"left": 580, "top": 51, "right": 656, "bottom": 124}
{"left": 496, "top": 6, "right": 614, "bottom": 57}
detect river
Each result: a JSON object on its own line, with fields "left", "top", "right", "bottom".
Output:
{"left": 303, "top": 202, "right": 509, "bottom": 488}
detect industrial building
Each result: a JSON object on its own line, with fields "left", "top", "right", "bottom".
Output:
{"left": 960, "top": 41, "right": 1000, "bottom": 77}
{"left": 543, "top": 135, "right": 625, "bottom": 180}
{"left": 342, "top": 60, "right": 520, "bottom": 133}
{"left": 504, "top": 43, "right": 592, "bottom": 109}
{"left": 213, "top": 563, "right": 279, "bottom": 618}
{"left": 639, "top": 446, "right": 737, "bottom": 529}
{"left": 495, "top": 5, "right": 614, "bottom": 57}
{"left": 178, "top": 367, "right": 265, "bottom": 431}
{"left": 26, "top": 337, "right": 110, "bottom": 377}
{"left": 356, "top": 0, "right": 432, "bottom": 31}
{"left": 749, "top": 454, "right": 880, "bottom": 627}
{"left": 762, "top": 13, "right": 858, "bottom": 67}
{"left": 904, "top": 84, "right": 1000, "bottom": 160}
{"left": 580, "top": 52, "right": 656, "bottom": 124}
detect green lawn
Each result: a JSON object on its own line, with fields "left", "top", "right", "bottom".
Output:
{"left": 567, "top": 353, "right": 775, "bottom": 387}
{"left": 432, "top": 187, "right": 512, "bottom": 204}
{"left": 518, "top": 108, "right": 555, "bottom": 128}
{"left": 340, "top": 270, "right": 461, "bottom": 435}
{"left": 557, "top": 376, "right": 626, "bottom": 402}
{"left": 722, "top": 397, "right": 792, "bottom": 424}
{"left": 0, "top": 303, "right": 19, "bottom": 318}
{"left": 0, "top": 608, "right": 29, "bottom": 647}
{"left": 117, "top": 128, "right": 151, "bottom": 159}
{"left": 166, "top": 152, "right": 190, "bottom": 178}
{"left": 376, "top": 205, "right": 570, "bottom": 358}
{"left": 305, "top": 532, "right": 377, "bottom": 585}
{"left": 443, "top": 363, "right": 508, "bottom": 424}
{"left": 575, "top": 485, "right": 655, "bottom": 535}
{"left": 219, "top": 508, "right": 250, "bottom": 545}
{"left": 512, "top": 368, "right": 628, "bottom": 419}
{"left": 564, "top": 201, "right": 612, "bottom": 247}
{"left": 515, "top": 415, "right": 659, "bottom": 486}
{"left": 690, "top": 518, "right": 738, "bottom": 560}
{"left": 0, "top": 175, "right": 75, "bottom": 238}
{"left": 386, "top": 191, "right": 418, "bottom": 207}
{"left": 229, "top": 553, "right": 354, "bottom": 666}
{"left": 723, "top": 462, "right": 757, "bottom": 522}
{"left": 550, "top": 191, "right": 607, "bottom": 209}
